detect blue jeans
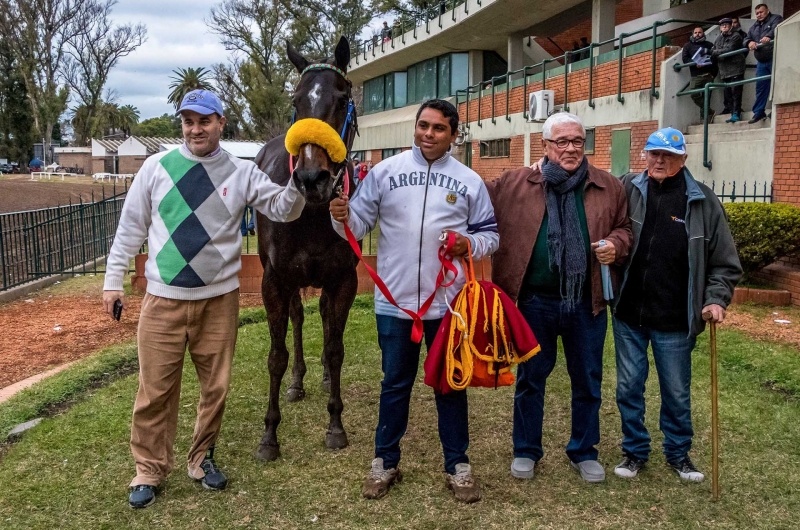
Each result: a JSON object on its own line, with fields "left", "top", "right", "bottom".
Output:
{"left": 514, "top": 293, "right": 607, "bottom": 463}
{"left": 374, "top": 315, "right": 469, "bottom": 474}
{"left": 753, "top": 60, "right": 772, "bottom": 117}
{"left": 613, "top": 317, "right": 696, "bottom": 463}
{"left": 240, "top": 206, "right": 254, "bottom": 236}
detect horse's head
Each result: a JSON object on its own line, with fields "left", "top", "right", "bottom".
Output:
{"left": 286, "top": 37, "right": 355, "bottom": 205}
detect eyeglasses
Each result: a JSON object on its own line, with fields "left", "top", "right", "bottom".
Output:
{"left": 546, "top": 138, "right": 585, "bottom": 149}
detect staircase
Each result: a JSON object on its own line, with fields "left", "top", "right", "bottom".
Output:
{"left": 683, "top": 112, "right": 774, "bottom": 197}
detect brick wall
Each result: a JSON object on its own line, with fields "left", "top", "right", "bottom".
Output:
{"left": 57, "top": 152, "right": 91, "bottom": 173}
{"left": 470, "top": 135, "right": 525, "bottom": 180}
{"left": 370, "top": 149, "right": 383, "bottom": 164}
{"left": 118, "top": 155, "right": 147, "bottom": 175}
{"left": 536, "top": 0, "right": 643, "bottom": 58}
{"left": 773, "top": 102, "right": 800, "bottom": 207}
{"left": 585, "top": 120, "right": 657, "bottom": 173}
{"left": 458, "top": 47, "right": 675, "bottom": 124}
{"left": 92, "top": 157, "right": 112, "bottom": 174}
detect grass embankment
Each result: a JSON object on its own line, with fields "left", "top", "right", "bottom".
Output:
{"left": 0, "top": 295, "right": 798, "bottom": 528}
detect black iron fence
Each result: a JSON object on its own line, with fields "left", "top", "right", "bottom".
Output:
{"left": 0, "top": 183, "right": 130, "bottom": 292}
{"left": 707, "top": 180, "right": 773, "bottom": 203}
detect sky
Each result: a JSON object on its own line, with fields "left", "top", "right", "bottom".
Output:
{"left": 105, "top": 0, "right": 387, "bottom": 121}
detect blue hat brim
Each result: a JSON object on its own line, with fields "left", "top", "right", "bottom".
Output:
{"left": 644, "top": 145, "right": 686, "bottom": 155}
{"left": 176, "top": 104, "right": 220, "bottom": 116}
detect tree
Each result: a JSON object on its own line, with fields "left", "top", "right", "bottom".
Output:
{"left": 63, "top": 0, "right": 146, "bottom": 144}
{"left": 118, "top": 105, "right": 140, "bottom": 137}
{"left": 133, "top": 114, "right": 182, "bottom": 138}
{"left": 0, "top": 41, "right": 34, "bottom": 164}
{"left": 0, "top": 0, "right": 92, "bottom": 164}
{"left": 167, "top": 67, "right": 213, "bottom": 109}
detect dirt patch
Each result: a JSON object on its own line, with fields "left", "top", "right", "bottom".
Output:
{"left": 0, "top": 175, "right": 118, "bottom": 213}
{"left": 723, "top": 305, "right": 800, "bottom": 350}
{"left": 0, "top": 287, "right": 265, "bottom": 389}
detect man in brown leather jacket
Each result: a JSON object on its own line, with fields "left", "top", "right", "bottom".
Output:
{"left": 487, "top": 112, "right": 632, "bottom": 483}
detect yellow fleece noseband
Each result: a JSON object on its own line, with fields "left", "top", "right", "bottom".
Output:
{"left": 284, "top": 118, "right": 347, "bottom": 164}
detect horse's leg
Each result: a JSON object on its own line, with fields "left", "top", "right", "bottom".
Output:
{"left": 286, "top": 290, "right": 306, "bottom": 402}
{"left": 320, "top": 269, "right": 358, "bottom": 450}
{"left": 255, "top": 264, "right": 291, "bottom": 462}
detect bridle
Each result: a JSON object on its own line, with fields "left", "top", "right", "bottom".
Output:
{"left": 289, "top": 62, "right": 359, "bottom": 195}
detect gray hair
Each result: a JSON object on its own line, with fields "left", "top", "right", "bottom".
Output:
{"left": 542, "top": 112, "right": 586, "bottom": 140}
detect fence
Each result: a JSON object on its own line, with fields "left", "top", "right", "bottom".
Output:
{"left": 708, "top": 181, "right": 773, "bottom": 203}
{"left": 0, "top": 182, "right": 129, "bottom": 292}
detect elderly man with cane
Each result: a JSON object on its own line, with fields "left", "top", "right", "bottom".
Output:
{"left": 612, "top": 128, "right": 741, "bottom": 482}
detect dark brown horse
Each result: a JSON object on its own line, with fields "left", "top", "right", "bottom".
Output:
{"left": 253, "top": 37, "right": 358, "bottom": 461}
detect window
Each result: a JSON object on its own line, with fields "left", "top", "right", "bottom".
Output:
{"left": 480, "top": 139, "right": 511, "bottom": 158}
{"left": 438, "top": 54, "right": 451, "bottom": 99}
{"left": 382, "top": 148, "right": 402, "bottom": 159}
{"left": 364, "top": 76, "right": 385, "bottom": 114}
{"left": 351, "top": 150, "right": 366, "bottom": 162}
{"left": 584, "top": 128, "right": 595, "bottom": 155}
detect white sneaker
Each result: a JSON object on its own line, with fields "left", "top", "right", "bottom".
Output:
{"left": 510, "top": 457, "right": 535, "bottom": 479}
{"left": 668, "top": 456, "right": 704, "bottom": 482}
{"left": 614, "top": 456, "right": 645, "bottom": 479}
{"left": 570, "top": 459, "right": 606, "bottom": 483}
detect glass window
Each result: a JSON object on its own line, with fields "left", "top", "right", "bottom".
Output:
{"left": 382, "top": 147, "right": 402, "bottom": 159}
{"left": 407, "top": 64, "right": 417, "bottom": 105}
{"left": 479, "top": 139, "right": 511, "bottom": 158}
{"left": 482, "top": 51, "right": 508, "bottom": 82}
{"left": 438, "top": 54, "right": 451, "bottom": 99}
{"left": 585, "top": 128, "right": 595, "bottom": 155}
{"left": 364, "top": 76, "right": 385, "bottom": 114}
{"left": 394, "top": 72, "right": 407, "bottom": 108}
{"left": 385, "top": 74, "right": 394, "bottom": 110}
{"left": 418, "top": 57, "right": 437, "bottom": 102}
{"left": 451, "top": 53, "right": 469, "bottom": 96}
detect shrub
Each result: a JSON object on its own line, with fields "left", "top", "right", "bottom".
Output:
{"left": 724, "top": 202, "right": 800, "bottom": 280}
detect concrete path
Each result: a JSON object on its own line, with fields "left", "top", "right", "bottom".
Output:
{"left": 0, "top": 361, "right": 77, "bottom": 405}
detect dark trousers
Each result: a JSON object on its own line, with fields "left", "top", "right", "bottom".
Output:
{"left": 514, "top": 293, "right": 607, "bottom": 463}
{"left": 689, "top": 73, "right": 716, "bottom": 117}
{"left": 753, "top": 61, "right": 772, "bottom": 116}
{"left": 374, "top": 315, "right": 469, "bottom": 475}
{"left": 722, "top": 74, "right": 744, "bottom": 114}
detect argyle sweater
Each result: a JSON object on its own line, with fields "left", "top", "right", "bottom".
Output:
{"left": 104, "top": 144, "right": 305, "bottom": 300}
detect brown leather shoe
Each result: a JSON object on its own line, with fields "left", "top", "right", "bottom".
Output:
{"left": 362, "top": 458, "right": 401, "bottom": 499}
{"left": 445, "top": 463, "right": 482, "bottom": 503}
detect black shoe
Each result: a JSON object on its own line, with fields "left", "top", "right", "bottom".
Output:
{"left": 667, "top": 455, "right": 705, "bottom": 482}
{"left": 748, "top": 113, "right": 766, "bottom": 124}
{"left": 614, "top": 455, "right": 646, "bottom": 479}
{"left": 197, "top": 446, "right": 228, "bottom": 490}
{"left": 128, "top": 484, "right": 156, "bottom": 509}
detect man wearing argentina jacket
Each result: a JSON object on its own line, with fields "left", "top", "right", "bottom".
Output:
{"left": 330, "top": 99, "right": 498, "bottom": 503}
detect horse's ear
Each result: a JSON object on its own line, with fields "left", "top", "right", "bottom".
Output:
{"left": 286, "top": 41, "right": 309, "bottom": 73}
{"left": 334, "top": 36, "right": 350, "bottom": 73}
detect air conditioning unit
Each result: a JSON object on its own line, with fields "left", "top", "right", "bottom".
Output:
{"left": 528, "top": 90, "right": 554, "bottom": 122}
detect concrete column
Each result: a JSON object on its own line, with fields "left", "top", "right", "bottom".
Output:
{"left": 508, "top": 36, "right": 524, "bottom": 81}
{"left": 468, "top": 50, "right": 483, "bottom": 86}
{"left": 592, "top": 0, "right": 616, "bottom": 55}
{"left": 642, "top": 0, "right": 670, "bottom": 17}
{"left": 753, "top": 0, "right": 783, "bottom": 16}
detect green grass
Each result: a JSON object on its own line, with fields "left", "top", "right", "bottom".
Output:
{"left": 0, "top": 295, "right": 799, "bottom": 529}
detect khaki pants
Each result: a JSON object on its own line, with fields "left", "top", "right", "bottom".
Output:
{"left": 129, "top": 290, "right": 239, "bottom": 487}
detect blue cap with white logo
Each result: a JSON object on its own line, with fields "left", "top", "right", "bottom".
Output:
{"left": 644, "top": 127, "right": 686, "bottom": 155}
{"left": 176, "top": 89, "right": 224, "bottom": 117}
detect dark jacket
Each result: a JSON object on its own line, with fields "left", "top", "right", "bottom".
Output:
{"left": 682, "top": 38, "right": 717, "bottom": 78}
{"left": 487, "top": 164, "right": 632, "bottom": 315}
{"left": 614, "top": 169, "right": 742, "bottom": 337}
{"left": 744, "top": 13, "right": 784, "bottom": 62}
{"left": 712, "top": 31, "right": 746, "bottom": 79}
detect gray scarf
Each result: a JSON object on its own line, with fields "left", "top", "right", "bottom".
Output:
{"left": 541, "top": 156, "right": 589, "bottom": 309}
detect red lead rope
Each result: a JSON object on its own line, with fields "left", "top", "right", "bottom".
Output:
{"left": 338, "top": 161, "right": 458, "bottom": 343}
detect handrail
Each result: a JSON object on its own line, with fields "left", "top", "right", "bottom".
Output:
{"left": 675, "top": 75, "right": 771, "bottom": 170}
{"left": 673, "top": 42, "right": 768, "bottom": 72}
{"left": 448, "top": 17, "right": 712, "bottom": 127}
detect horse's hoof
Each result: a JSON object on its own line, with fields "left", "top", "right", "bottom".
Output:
{"left": 320, "top": 379, "right": 331, "bottom": 394}
{"left": 325, "top": 431, "right": 349, "bottom": 450}
{"left": 255, "top": 443, "right": 281, "bottom": 462}
{"left": 286, "top": 387, "right": 305, "bottom": 402}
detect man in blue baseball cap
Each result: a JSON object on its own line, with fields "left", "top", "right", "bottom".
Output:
{"left": 104, "top": 87, "right": 306, "bottom": 509}
{"left": 611, "top": 127, "right": 741, "bottom": 482}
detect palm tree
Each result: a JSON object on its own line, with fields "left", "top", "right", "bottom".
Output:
{"left": 168, "top": 67, "right": 213, "bottom": 109}
{"left": 118, "top": 105, "right": 140, "bottom": 137}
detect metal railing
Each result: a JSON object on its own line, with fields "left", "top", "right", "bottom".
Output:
{"left": 0, "top": 182, "right": 130, "bottom": 292}
{"left": 455, "top": 18, "right": 715, "bottom": 127}
{"left": 707, "top": 180, "right": 773, "bottom": 203}
{"left": 672, "top": 42, "right": 765, "bottom": 72}
{"left": 676, "top": 75, "right": 771, "bottom": 170}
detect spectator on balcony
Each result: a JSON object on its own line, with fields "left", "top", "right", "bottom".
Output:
{"left": 731, "top": 17, "right": 748, "bottom": 43}
{"left": 744, "top": 4, "right": 784, "bottom": 124}
{"left": 381, "top": 21, "right": 392, "bottom": 42}
{"left": 487, "top": 112, "right": 632, "bottom": 485}
{"left": 612, "top": 128, "right": 741, "bottom": 483}
{"left": 712, "top": 18, "right": 746, "bottom": 123}
{"left": 682, "top": 26, "right": 718, "bottom": 122}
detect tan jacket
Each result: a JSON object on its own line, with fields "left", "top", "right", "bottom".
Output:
{"left": 486, "top": 163, "right": 632, "bottom": 315}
